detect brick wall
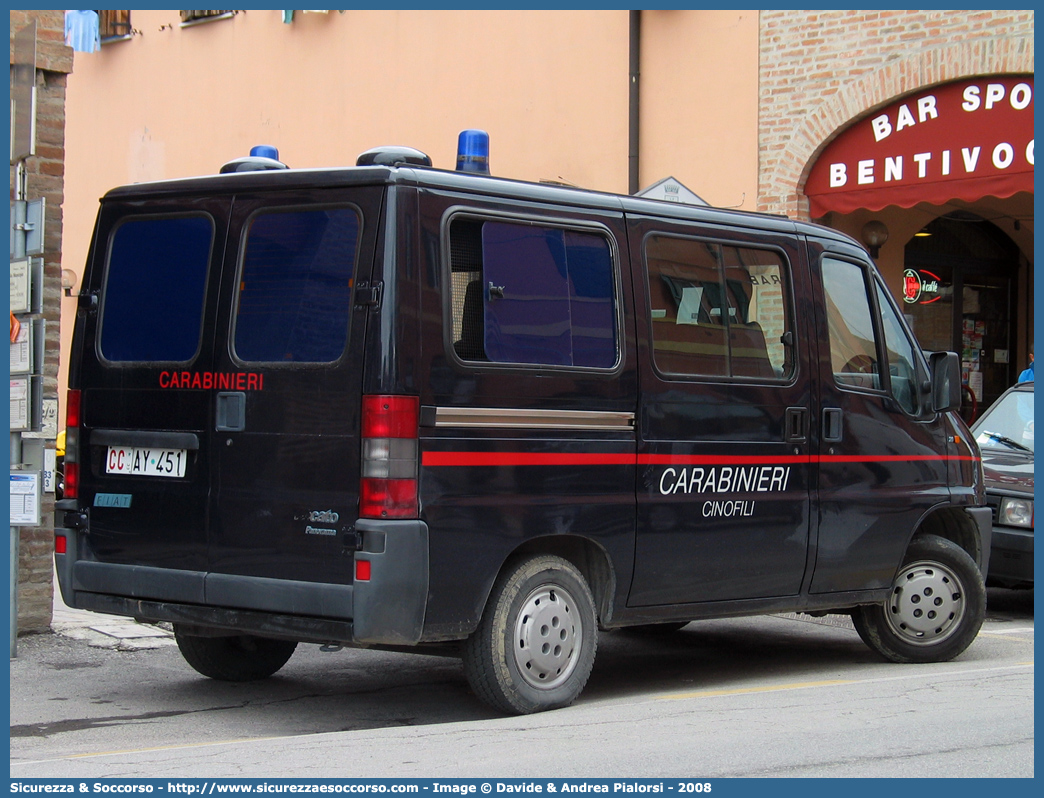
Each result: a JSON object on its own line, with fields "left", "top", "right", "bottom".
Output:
{"left": 9, "top": 10, "right": 72, "bottom": 634}
{"left": 758, "top": 10, "right": 1035, "bottom": 218}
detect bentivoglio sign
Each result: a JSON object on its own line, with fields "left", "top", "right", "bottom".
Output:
{"left": 805, "top": 76, "right": 1034, "bottom": 217}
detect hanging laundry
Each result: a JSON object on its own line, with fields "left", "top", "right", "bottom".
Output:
{"left": 282, "top": 10, "right": 294, "bottom": 24}
{"left": 64, "top": 10, "right": 100, "bottom": 53}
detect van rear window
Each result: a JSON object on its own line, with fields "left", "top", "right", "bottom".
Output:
{"left": 100, "top": 215, "right": 213, "bottom": 362}
{"left": 450, "top": 218, "right": 618, "bottom": 369}
{"left": 234, "top": 206, "right": 360, "bottom": 364}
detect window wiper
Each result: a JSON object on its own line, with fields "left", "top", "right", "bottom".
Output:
{"left": 980, "top": 430, "right": 1032, "bottom": 453}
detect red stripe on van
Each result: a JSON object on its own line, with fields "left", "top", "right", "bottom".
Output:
{"left": 817, "top": 454, "right": 981, "bottom": 463}
{"left": 639, "top": 454, "right": 811, "bottom": 465}
{"left": 422, "top": 452, "right": 635, "bottom": 467}
{"left": 422, "top": 452, "right": 979, "bottom": 467}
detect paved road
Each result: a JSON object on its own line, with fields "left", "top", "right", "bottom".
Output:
{"left": 10, "top": 588, "right": 1034, "bottom": 779}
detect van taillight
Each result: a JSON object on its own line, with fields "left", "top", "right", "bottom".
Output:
{"left": 64, "top": 462, "right": 79, "bottom": 500}
{"left": 66, "top": 390, "right": 81, "bottom": 428}
{"left": 64, "top": 390, "right": 81, "bottom": 500}
{"left": 360, "top": 395, "right": 419, "bottom": 519}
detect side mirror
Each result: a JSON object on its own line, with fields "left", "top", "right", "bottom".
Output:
{"left": 929, "top": 351, "right": 961, "bottom": 412}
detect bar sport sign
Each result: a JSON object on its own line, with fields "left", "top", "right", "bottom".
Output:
{"left": 806, "top": 76, "right": 1033, "bottom": 216}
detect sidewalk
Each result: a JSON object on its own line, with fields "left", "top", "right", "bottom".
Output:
{"left": 50, "top": 567, "right": 175, "bottom": 650}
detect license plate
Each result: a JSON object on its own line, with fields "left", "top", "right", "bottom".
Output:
{"left": 105, "top": 447, "right": 187, "bottom": 478}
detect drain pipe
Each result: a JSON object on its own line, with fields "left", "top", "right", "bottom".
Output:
{"left": 628, "top": 10, "right": 641, "bottom": 195}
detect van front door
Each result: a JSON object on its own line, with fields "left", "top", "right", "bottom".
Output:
{"left": 206, "top": 189, "right": 383, "bottom": 607}
{"left": 628, "top": 218, "right": 813, "bottom": 606}
{"left": 809, "top": 244, "right": 952, "bottom": 594}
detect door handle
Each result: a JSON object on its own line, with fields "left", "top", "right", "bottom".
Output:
{"left": 785, "top": 407, "right": 807, "bottom": 442}
{"left": 823, "top": 407, "right": 843, "bottom": 443}
{"left": 215, "top": 392, "right": 246, "bottom": 432}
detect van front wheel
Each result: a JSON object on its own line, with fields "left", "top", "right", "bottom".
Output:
{"left": 174, "top": 629, "right": 297, "bottom": 681}
{"left": 463, "top": 555, "right": 597, "bottom": 714}
{"left": 853, "top": 535, "right": 985, "bottom": 663}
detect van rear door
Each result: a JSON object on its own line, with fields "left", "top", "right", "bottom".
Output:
{"left": 206, "top": 189, "right": 383, "bottom": 605}
{"left": 78, "top": 197, "right": 231, "bottom": 585}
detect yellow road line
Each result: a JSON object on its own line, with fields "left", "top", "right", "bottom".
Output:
{"left": 659, "top": 679, "right": 853, "bottom": 700}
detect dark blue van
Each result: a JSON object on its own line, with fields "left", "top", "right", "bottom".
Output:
{"left": 56, "top": 134, "right": 991, "bottom": 714}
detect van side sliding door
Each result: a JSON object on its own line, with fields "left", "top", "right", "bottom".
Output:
{"left": 628, "top": 216, "right": 814, "bottom": 606}
{"left": 415, "top": 191, "right": 639, "bottom": 635}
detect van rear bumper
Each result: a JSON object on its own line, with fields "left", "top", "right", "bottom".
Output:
{"left": 72, "top": 591, "right": 355, "bottom": 645}
{"left": 54, "top": 518, "right": 429, "bottom": 647}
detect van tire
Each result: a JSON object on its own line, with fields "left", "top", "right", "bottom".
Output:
{"left": 174, "top": 630, "right": 298, "bottom": 682}
{"left": 463, "top": 555, "right": 597, "bottom": 714}
{"left": 852, "top": 534, "right": 985, "bottom": 663}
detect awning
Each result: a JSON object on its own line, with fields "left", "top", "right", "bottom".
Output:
{"left": 805, "top": 76, "right": 1034, "bottom": 218}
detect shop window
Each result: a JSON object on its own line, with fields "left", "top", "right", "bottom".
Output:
{"left": 233, "top": 206, "right": 360, "bottom": 364}
{"left": 449, "top": 217, "right": 618, "bottom": 369}
{"left": 644, "top": 234, "right": 792, "bottom": 381}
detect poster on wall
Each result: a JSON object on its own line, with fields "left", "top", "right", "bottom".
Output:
{"left": 10, "top": 472, "right": 40, "bottom": 526}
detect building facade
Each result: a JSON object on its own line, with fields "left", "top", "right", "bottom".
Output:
{"left": 759, "top": 9, "right": 1034, "bottom": 410}
{"left": 9, "top": 9, "right": 72, "bottom": 634}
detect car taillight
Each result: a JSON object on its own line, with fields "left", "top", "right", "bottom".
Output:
{"left": 360, "top": 395, "right": 419, "bottom": 519}
{"left": 64, "top": 390, "right": 81, "bottom": 499}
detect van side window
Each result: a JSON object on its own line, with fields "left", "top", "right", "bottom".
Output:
{"left": 234, "top": 207, "right": 359, "bottom": 364}
{"left": 100, "top": 215, "right": 213, "bottom": 362}
{"left": 644, "top": 234, "right": 792, "bottom": 380}
{"left": 822, "top": 257, "right": 883, "bottom": 391}
{"left": 875, "top": 281, "right": 920, "bottom": 414}
{"left": 449, "top": 218, "right": 617, "bottom": 368}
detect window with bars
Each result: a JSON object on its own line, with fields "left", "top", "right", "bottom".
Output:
{"left": 99, "top": 10, "right": 132, "bottom": 41}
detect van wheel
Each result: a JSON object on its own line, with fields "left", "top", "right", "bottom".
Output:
{"left": 174, "top": 629, "right": 297, "bottom": 681}
{"left": 852, "top": 535, "right": 984, "bottom": 663}
{"left": 463, "top": 555, "right": 597, "bottom": 714}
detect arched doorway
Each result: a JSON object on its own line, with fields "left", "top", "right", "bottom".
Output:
{"left": 902, "top": 212, "right": 1021, "bottom": 420}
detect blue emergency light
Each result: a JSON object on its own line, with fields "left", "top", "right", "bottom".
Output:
{"left": 250, "top": 145, "right": 280, "bottom": 160}
{"left": 456, "top": 129, "right": 490, "bottom": 174}
{"left": 219, "top": 145, "right": 288, "bottom": 173}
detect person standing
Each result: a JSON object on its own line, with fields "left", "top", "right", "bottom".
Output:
{"left": 1017, "top": 345, "right": 1034, "bottom": 383}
